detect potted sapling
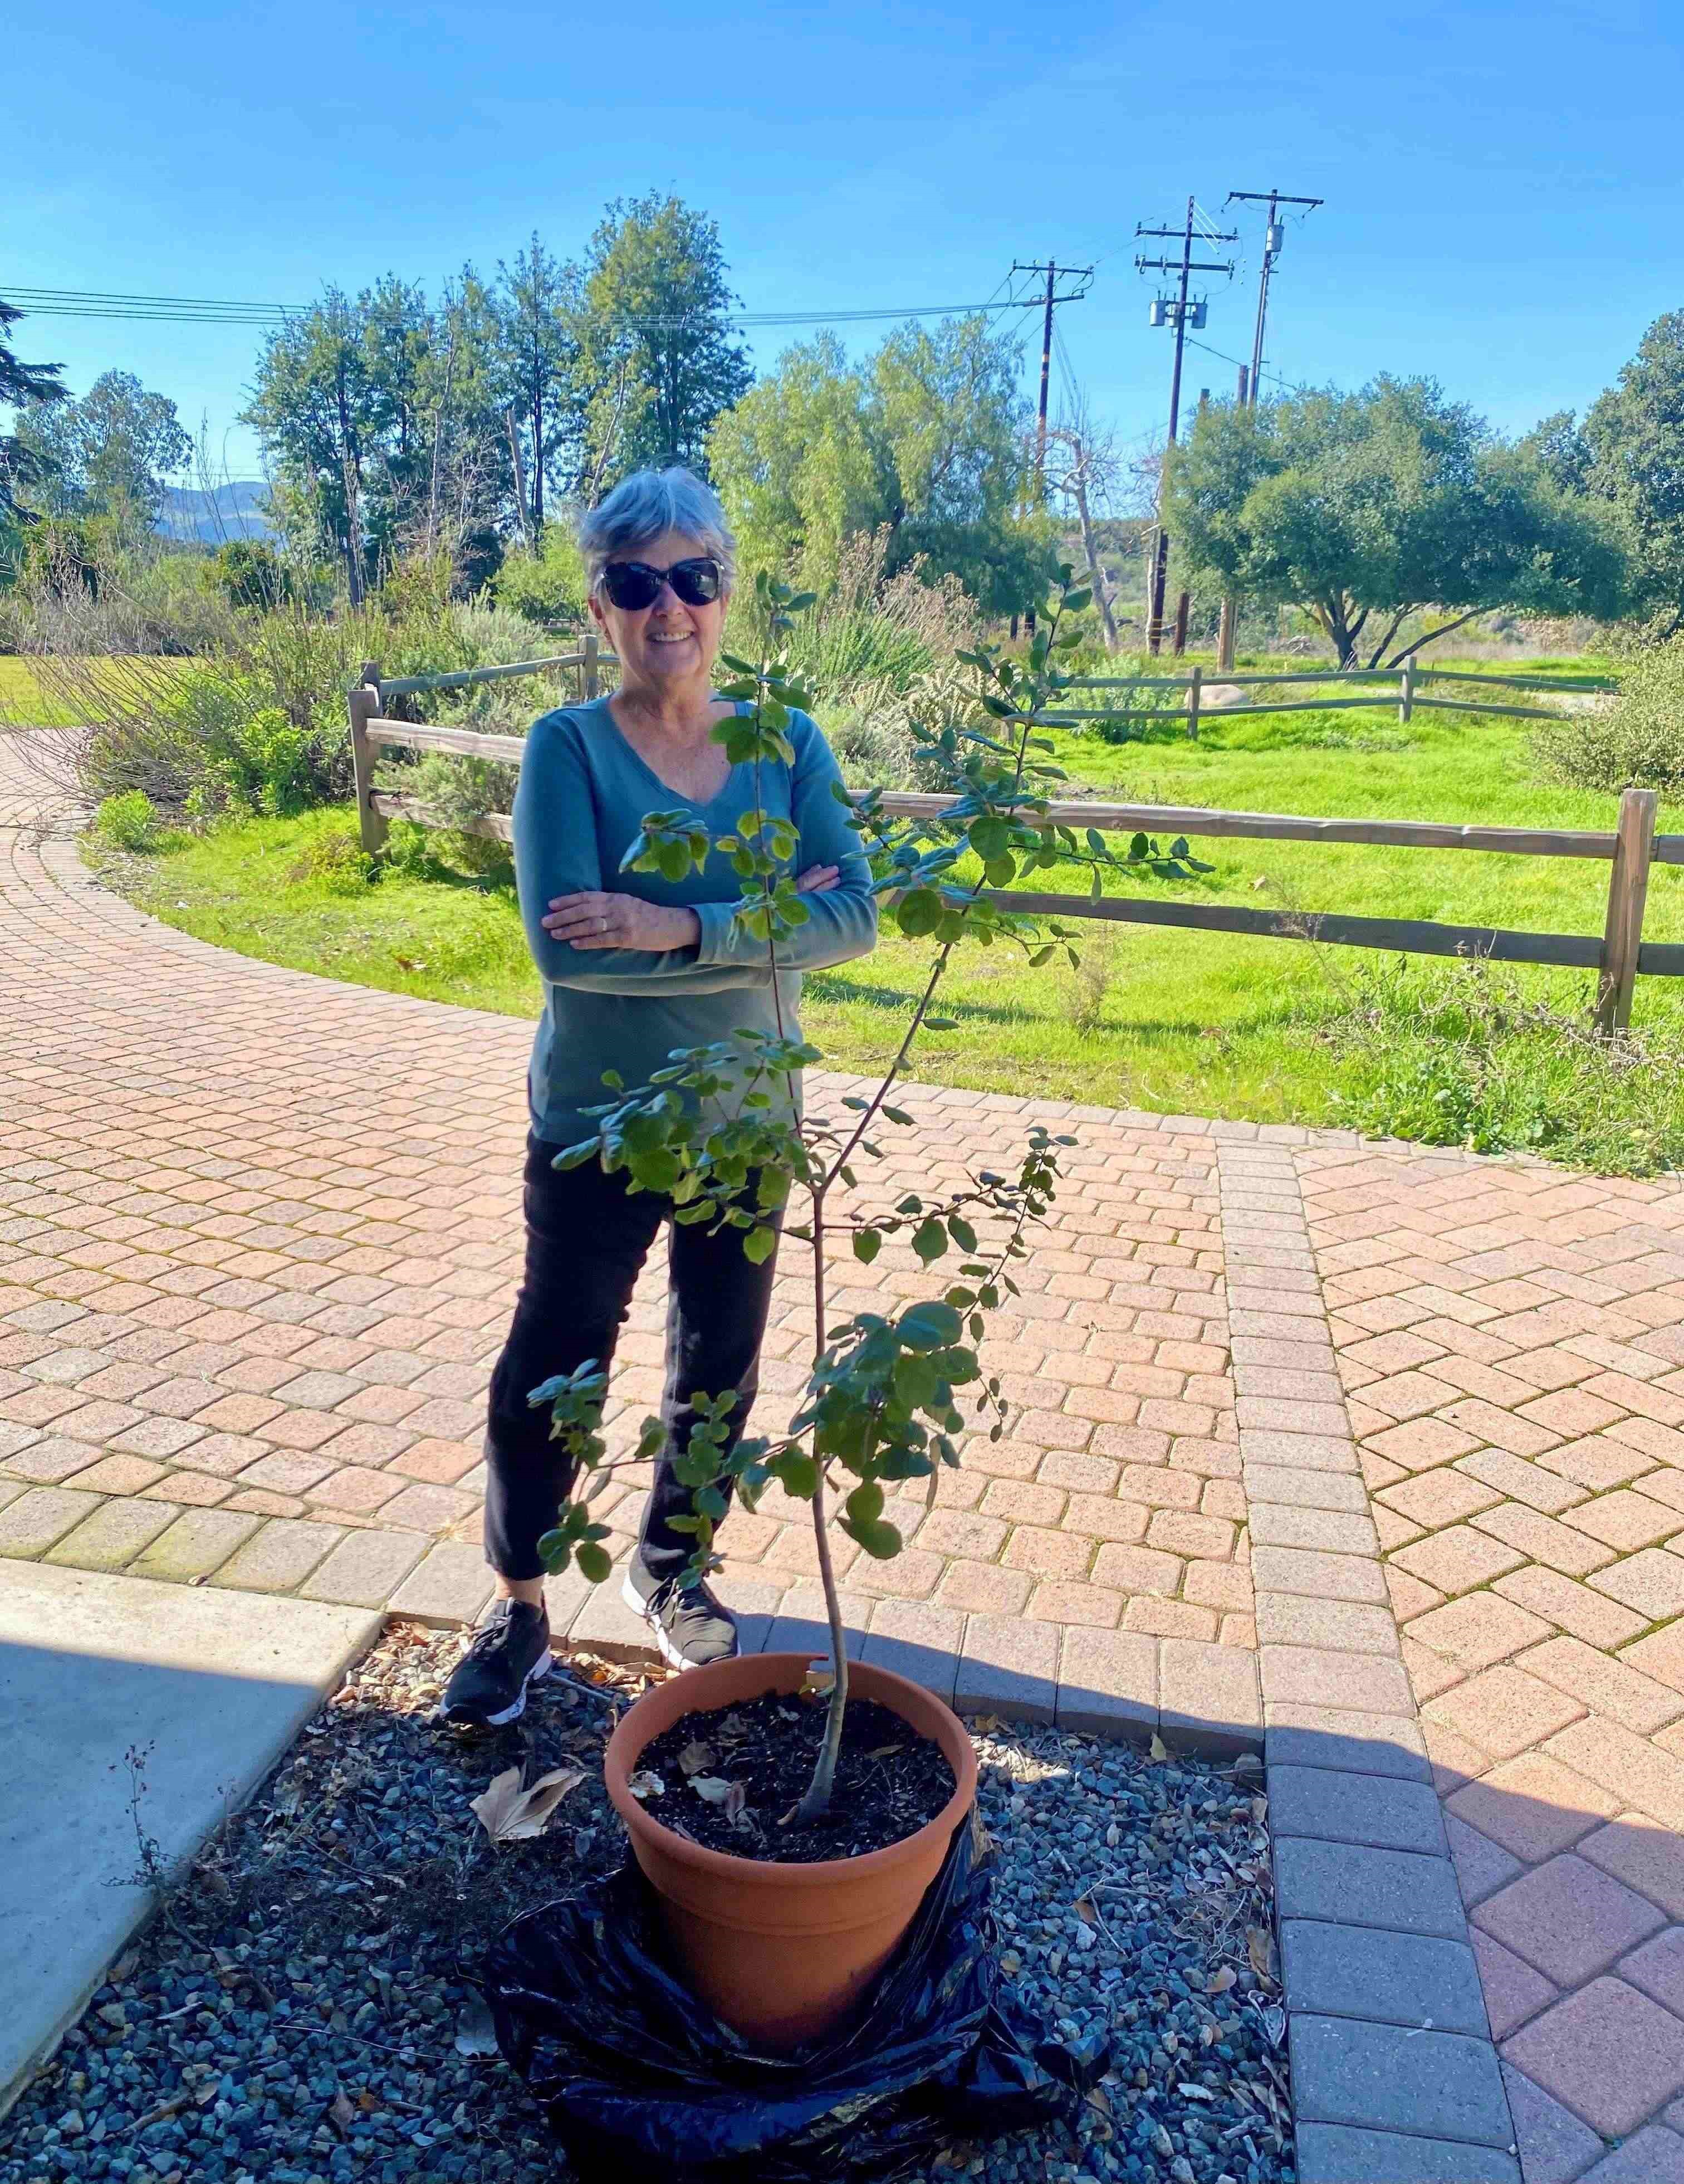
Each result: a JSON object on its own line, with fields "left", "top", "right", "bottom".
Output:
{"left": 533, "top": 568, "right": 1210, "bottom": 2046}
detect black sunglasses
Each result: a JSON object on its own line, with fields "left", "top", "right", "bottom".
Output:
{"left": 598, "top": 556, "right": 722, "bottom": 612}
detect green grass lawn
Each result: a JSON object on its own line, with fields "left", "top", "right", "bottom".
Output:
{"left": 83, "top": 669, "right": 1684, "bottom": 1170}
{"left": 0, "top": 657, "right": 63, "bottom": 725}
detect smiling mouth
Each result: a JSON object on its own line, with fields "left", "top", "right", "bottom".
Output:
{"left": 648, "top": 630, "right": 694, "bottom": 645}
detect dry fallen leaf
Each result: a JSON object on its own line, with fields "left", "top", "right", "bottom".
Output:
{"left": 453, "top": 1996, "right": 500, "bottom": 2058}
{"left": 677, "top": 1740, "right": 714, "bottom": 1777}
{"left": 864, "top": 1742, "right": 905, "bottom": 1761}
{"left": 1247, "top": 1925, "right": 1276, "bottom": 1980}
{"left": 328, "top": 2091, "right": 356, "bottom": 2133}
{"left": 469, "top": 1763, "right": 584, "bottom": 1845}
{"left": 1206, "top": 1963, "right": 1237, "bottom": 1995}
{"left": 724, "top": 1781, "right": 749, "bottom": 1828}
{"left": 1073, "top": 1896, "right": 1096, "bottom": 1924}
{"left": 628, "top": 1770, "right": 665, "bottom": 1801}
{"left": 1149, "top": 1732, "right": 1169, "bottom": 1763}
{"left": 689, "top": 1776, "right": 738, "bottom": 1807}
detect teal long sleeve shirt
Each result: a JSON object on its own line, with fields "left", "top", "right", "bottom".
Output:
{"left": 512, "top": 696, "right": 879, "bottom": 1145}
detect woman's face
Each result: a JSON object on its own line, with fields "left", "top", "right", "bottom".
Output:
{"left": 589, "top": 528, "right": 729, "bottom": 698}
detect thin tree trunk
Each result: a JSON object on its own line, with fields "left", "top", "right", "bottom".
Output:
{"left": 1382, "top": 605, "right": 1486, "bottom": 667}
{"left": 506, "top": 411, "right": 533, "bottom": 551}
{"left": 1072, "top": 475, "right": 1119, "bottom": 652}
{"left": 531, "top": 389, "right": 545, "bottom": 537}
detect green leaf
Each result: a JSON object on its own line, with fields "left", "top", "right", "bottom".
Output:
{"left": 1063, "top": 587, "right": 1092, "bottom": 614}
{"left": 924, "top": 1017, "right": 959, "bottom": 1032}
{"left": 968, "top": 814, "right": 1011, "bottom": 861}
{"left": 853, "top": 1227, "right": 883, "bottom": 1263}
{"left": 900, "top": 1300, "right": 962, "bottom": 1350}
{"left": 850, "top": 1517, "right": 903, "bottom": 1561}
{"left": 911, "top": 1216, "right": 948, "bottom": 1263}
{"left": 575, "top": 1541, "right": 612, "bottom": 1586}
{"left": 845, "top": 1480, "right": 884, "bottom": 1527}
{"left": 742, "top": 1225, "right": 777, "bottom": 1264}
{"left": 895, "top": 888, "right": 943, "bottom": 939}
{"left": 1129, "top": 832, "right": 1150, "bottom": 862}
{"left": 949, "top": 1216, "right": 977, "bottom": 1253}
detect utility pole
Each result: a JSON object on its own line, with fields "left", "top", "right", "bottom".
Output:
{"left": 1224, "top": 189, "right": 1322, "bottom": 407}
{"left": 1135, "top": 199, "right": 1235, "bottom": 654}
{"left": 1009, "top": 258, "right": 1093, "bottom": 633}
{"left": 1215, "top": 363, "right": 1248, "bottom": 670}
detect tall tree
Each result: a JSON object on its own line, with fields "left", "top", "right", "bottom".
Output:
{"left": 493, "top": 235, "right": 580, "bottom": 540}
{"left": 0, "top": 297, "right": 67, "bottom": 524}
{"left": 16, "top": 369, "right": 192, "bottom": 527}
{"left": 1579, "top": 312, "right": 1684, "bottom": 634}
{"left": 1167, "top": 376, "right": 1629, "bottom": 665}
{"left": 580, "top": 194, "right": 751, "bottom": 478}
{"left": 706, "top": 332, "right": 882, "bottom": 591}
{"left": 709, "top": 314, "right": 1042, "bottom": 614}
{"left": 244, "top": 290, "right": 384, "bottom": 600}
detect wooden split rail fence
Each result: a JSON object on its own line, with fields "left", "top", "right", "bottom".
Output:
{"left": 347, "top": 649, "right": 1678, "bottom": 1038}
{"left": 1050, "top": 660, "right": 1619, "bottom": 739}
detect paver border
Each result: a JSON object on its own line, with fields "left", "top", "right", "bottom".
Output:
{"left": 1216, "top": 1141, "right": 1523, "bottom": 2184}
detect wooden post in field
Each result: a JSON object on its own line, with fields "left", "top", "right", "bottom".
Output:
{"left": 1399, "top": 656, "right": 1416, "bottom": 724}
{"left": 1172, "top": 592, "right": 1190, "bottom": 656}
{"left": 582, "top": 629, "right": 600, "bottom": 700}
{"left": 1594, "top": 785, "right": 1658, "bottom": 1039}
{"left": 348, "top": 660, "right": 386, "bottom": 857}
{"left": 1187, "top": 664, "right": 1203, "bottom": 741}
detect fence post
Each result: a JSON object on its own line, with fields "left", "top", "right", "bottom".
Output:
{"left": 1399, "top": 656, "right": 1416, "bottom": 724}
{"left": 582, "top": 629, "right": 600, "bottom": 700}
{"left": 347, "top": 659, "right": 387, "bottom": 857}
{"left": 1187, "top": 664, "right": 1203, "bottom": 741}
{"left": 1594, "top": 785, "right": 1658, "bottom": 1039}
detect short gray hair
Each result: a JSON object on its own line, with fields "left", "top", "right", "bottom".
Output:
{"left": 577, "top": 466, "right": 737, "bottom": 589}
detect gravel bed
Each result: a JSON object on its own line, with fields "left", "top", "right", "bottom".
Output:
{"left": 0, "top": 1625, "right": 1293, "bottom": 2184}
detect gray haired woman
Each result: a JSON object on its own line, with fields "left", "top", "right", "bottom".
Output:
{"left": 443, "top": 466, "right": 878, "bottom": 1728}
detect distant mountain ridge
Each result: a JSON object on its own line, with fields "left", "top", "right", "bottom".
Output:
{"left": 158, "top": 482, "right": 273, "bottom": 544}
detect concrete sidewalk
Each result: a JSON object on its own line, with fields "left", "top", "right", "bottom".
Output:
{"left": 0, "top": 1562, "right": 379, "bottom": 2115}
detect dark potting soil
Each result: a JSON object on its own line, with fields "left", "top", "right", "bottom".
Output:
{"left": 637, "top": 1691, "right": 958, "bottom": 1863}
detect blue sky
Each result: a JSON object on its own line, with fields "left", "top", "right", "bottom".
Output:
{"left": 7, "top": 0, "right": 1682, "bottom": 482}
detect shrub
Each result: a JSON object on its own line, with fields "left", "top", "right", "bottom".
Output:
{"left": 780, "top": 528, "right": 981, "bottom": 700}
{"left": 1531, "top": 636, "right": 1684, "bottom": 795}
{"left": 93, "top": 790, "right": 159, "bottom": 851}
{"left": 1321, "top": 959, "right": 1684, "bottom": 1176}
{"left": 496, "top": 530, "right": 589, "bottom": 631}
{"left": 288, "top": 827, "right": 376, "bottom": 892}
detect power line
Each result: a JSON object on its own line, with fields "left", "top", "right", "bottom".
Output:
{"left": 2, "top": 282, "right": 1055, "bottom": 332}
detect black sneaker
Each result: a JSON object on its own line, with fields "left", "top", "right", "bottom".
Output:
{"left": 623, "top": 1565, "right": 740, "bottom": 1670}
{"left": 439, "top": 1598, "right": 552, "bottom": 1728}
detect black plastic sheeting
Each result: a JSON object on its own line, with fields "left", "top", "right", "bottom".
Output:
{"left": 479, "top": 1810, "right": 1108, "bottom": 2182}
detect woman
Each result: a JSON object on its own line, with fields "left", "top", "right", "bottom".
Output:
{"left": 443, "top": 467, "right": 878, "bottom": 1727}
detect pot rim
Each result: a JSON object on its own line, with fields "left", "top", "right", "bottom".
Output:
{"left": 605, "top": 1652, "right": 978, "bottom": 1890}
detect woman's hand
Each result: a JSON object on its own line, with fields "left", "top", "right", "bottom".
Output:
{"left": 796, "top": 863, "right": 841, "bottom": 894}
{"left": 542, "top": 891, "right": 702, "bottom": 951}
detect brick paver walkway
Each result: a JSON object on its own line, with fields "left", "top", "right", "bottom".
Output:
{"left": 1299, "top": 1142, "right": 1684, "bottom": 2177}
{"left": 0, "top": 736, "right": 1256, "bottom": 1736}
{"left": 12, "top": 730, "right": 1684, "bottom": 2174}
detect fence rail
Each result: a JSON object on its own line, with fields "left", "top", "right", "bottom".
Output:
{"left": 1044, "top": 657, "right": 1616, "bottom": 736}
{"left": 345, "top": 673, "right": 1677, "bottom": 1038}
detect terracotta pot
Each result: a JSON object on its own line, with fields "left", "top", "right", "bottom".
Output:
{"left": 604, "top": 1650, "right": 977, "bottom": 2049}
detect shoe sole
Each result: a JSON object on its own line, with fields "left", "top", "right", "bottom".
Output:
{"left": 621, "top": 1572, "right": 740, "bottom": 1672}
{"left": 443, "top": 1646, "right": 552, "bottom": 1730}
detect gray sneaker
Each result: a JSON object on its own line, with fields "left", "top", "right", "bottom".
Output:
{"left": 622, "top": 1566, "right": 740, "bottom": 1670}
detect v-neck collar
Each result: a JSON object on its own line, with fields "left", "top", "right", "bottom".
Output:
{"left": 596, "top": 695, "right": 748, "bottom": 811}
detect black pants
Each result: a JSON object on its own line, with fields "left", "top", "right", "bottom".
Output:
{"left": 482, "top": 1136, "right": 781, "bottom": 1585}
